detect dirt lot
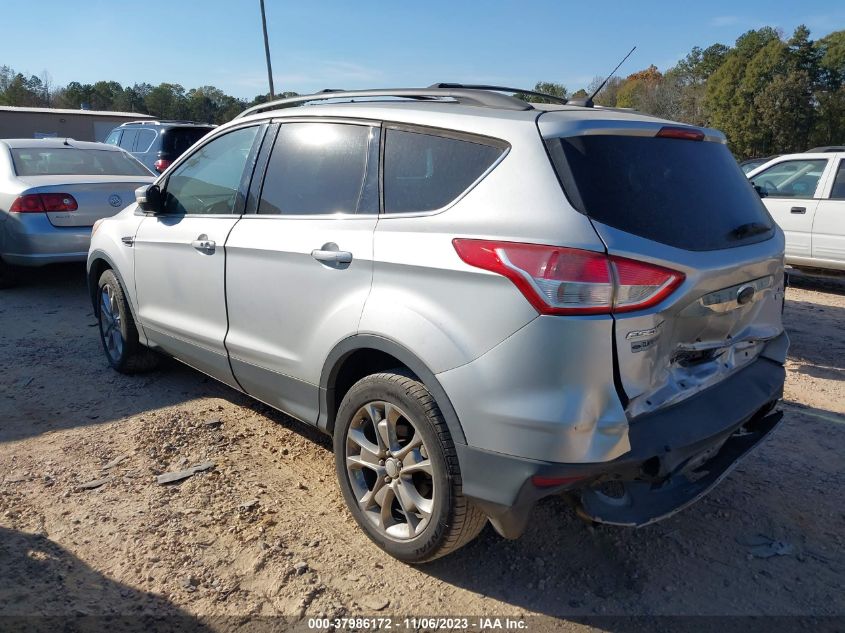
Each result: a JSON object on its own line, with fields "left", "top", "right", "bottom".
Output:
{"left": 1, "top": 265, "right": 843, "bottom": 630}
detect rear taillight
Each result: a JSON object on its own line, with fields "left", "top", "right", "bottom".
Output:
{"left": 154, "top": 159, "right": 172, "bottom": 173}
{"left": 10, "top": 193, "right": 78, "bottom": 213}
{"left": 452, "top": 239, "right": 684, "bottom": 315}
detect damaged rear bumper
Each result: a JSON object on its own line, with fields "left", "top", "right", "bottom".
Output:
{"left": 458, "top": 357, "right": 785, "bottom": 538}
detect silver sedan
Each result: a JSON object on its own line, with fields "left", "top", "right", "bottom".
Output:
{"left": 0, "top": 138, "right": 154, "bottom": 287}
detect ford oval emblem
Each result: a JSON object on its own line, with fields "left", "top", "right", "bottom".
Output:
{"left": 108, "top": 194, "right": 123, "bottom": 208}
{"left": 736, "top": 285, "right": 755, "bottom": 305}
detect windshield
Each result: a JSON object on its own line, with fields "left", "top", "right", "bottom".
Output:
{"left": 11, "top": 147, "right": 152, "bottom": 177}
{"left": 546, "top": 134, "right": 774, "bottom": 251}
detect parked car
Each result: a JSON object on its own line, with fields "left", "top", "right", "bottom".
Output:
{"left": 740, "top": 155, "right": 779, "bottom": 174}
{"left": 88, "top": 86, "right": 787, "bottom": 562}
{"left": 747, "top": 151, "right": 845, "bottom": 273}
{"left": 0, "top": 138, "right": 153, "bottom": 287}
{"left": 105, "top": 120, "right": 214, "bottom": 174}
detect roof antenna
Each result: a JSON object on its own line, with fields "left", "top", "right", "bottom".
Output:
{"left": 576, "top": 46, "right": 636, "bottom": 108}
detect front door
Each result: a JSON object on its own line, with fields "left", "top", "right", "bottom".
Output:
{"left": 751, "top": 157, "right": 829, "bottom": 260}
{"left": 133, "top": 124, "right": 263, "bottom": 387}
{"left": 225, "top": 121, "right": 380, "bottom": 423}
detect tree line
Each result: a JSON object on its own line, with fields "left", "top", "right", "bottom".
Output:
{"left": 1, "top": 25, "right": 842, "bottom": 158}
{"left": 527, "top": 26, "right": 844, "bottom": 159}
{"left": 0, "top": 69, "right": 297, "bottom": 126}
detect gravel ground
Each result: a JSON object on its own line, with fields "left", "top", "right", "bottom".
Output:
{"left": 0, "top": 264, "right": 843, "bottom": 631}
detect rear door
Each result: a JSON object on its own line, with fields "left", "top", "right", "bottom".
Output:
{"left": 133, "top": 124, "right": 264, "bottom": 387}
{"left": 811, "top": 155, "right": 845, "bottom": 269}
{"left": 224, "top": 120, "right": 379, "bottom": 424}
{"left": 748, "top": 156, "right": 830, "bottom": 260}
{"left": 541, "top": 121, "right": 786, "bottom": 418}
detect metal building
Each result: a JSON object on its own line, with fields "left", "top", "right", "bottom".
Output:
{"left": 0, "top": 106, "right": 153, "bottom": 142}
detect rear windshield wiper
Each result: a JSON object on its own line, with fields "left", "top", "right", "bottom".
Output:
{"left": 729, "top": 222, "right": 771, "bottom": 240}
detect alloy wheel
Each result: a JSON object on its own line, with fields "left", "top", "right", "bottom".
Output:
{"left": 99, "top": 284, "right": 123, "bottom": 362}
{"left": 344, "top": 400, "right": 435, "bottom": 540}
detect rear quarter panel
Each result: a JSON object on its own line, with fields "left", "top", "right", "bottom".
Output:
{"left": 360, "top": 118, "right": 607, "bottom": 373}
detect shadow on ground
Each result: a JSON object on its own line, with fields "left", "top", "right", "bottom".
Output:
{"left": 0, "top": 264, "right": 256, "bottom": 443}
{"left": 419, "top": 398, "right": 845, "bottom": 618}
{"left": 787, "top": 269, "right": 845, "bottom": 296}
{"left": 0, "top": 526, "right": 211, "bottom": 631}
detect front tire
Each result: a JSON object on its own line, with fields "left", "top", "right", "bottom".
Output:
{"left": 96, "top": 269, "right": 159, "bottom": 373}
{"left": 334, "top": 370, "right": 486, "bottom": 563}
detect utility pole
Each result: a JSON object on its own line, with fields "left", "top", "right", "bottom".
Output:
{"left": 260, "top": 0, "right": 275, "bottom": 99}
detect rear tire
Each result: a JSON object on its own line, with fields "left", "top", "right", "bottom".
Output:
{"left": 333, "top": 370, "right": 487, "bottom": 563}
{"left": 0, "top": 258, "right": 18, "bottom": 289}
{"left": 96, "top": 269, "right": 159, "bottom": 373}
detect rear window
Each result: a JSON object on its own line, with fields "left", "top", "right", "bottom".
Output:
{"left": 384, "top": 129, "right": 505, "bottom": 213}
{"left": 10, "top": 148, "right": 152, "bottom": 177}
{"left": 546, "top": 135, "right": 774, "bottom": 251}
{"left": 161, "top": 127, "right": 213, "bottom": 156}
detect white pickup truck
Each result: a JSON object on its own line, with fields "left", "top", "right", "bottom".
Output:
{"left": 748, "top": 150, "right": 845, "bottom": 273}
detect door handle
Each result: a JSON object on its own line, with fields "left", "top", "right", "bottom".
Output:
{"left": 790, "top": 206, "right": 807, "bottom": 214}
{"left": 191, "top": 234, "right": 216, "bottom": 253}
{"left": 311, "top": 249, "right": 353, "bottom": 264}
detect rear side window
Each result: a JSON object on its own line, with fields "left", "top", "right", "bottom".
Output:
{"left": 135, "top": 129, "right": 157, "bottom": 153}
{"left": 258, "top": 123, "right": 376, "bottom": 215}
{"left": 546, "top": 135, "right": 774, "bottom": 251}
{"left": 831, "top": 161, "right": 845, "bottom": 200}
{"left": 10, "top": 148, "right": 151, "bottom": 177}
{"left": 118, "top": 128, "right": 138, "bottom": 151}
{"left": 384, "top": 129, "right": 504, "bottom": 213}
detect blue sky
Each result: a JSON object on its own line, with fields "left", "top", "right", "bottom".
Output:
{"left": 2, "top": 0, "right": 843, "bottom": 99}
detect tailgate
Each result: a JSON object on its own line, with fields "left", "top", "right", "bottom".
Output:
{"left": 539, "top": 115, "right": 787, "bottom": 418}
{"left": 17, "top": 176, "right": 152, "bottom": 227}
{"left": 601, "top": 224, "right": 786, "bottom": 417}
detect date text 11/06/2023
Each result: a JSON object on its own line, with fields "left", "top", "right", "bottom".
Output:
{"left": 307, "top": 617, "right": 529, "bottom": 630}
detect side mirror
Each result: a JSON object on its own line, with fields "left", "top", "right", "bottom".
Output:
{"left": 752, "top": 183, "right": 767, "bottom": 198}
{"left": 136, "top": 184, "right": 163, "bottom": 213}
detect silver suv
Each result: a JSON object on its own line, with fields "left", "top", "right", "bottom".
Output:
{"left": 87, "top": 86, "right": 788, "bottom": 562}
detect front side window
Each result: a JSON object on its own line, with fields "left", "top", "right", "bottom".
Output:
{"left": 162, "top": 126, "right": 259, "bottom": 215}
{"left": 105, "top": 130, "right": 121, "bottom": 146}
{"left": 383, "top": 129, "right": 504, "bottom": 214}
{"left": 751, "top": 159, "right": 828, "bottom": 199}
{"left": 258, "top": 123, "right": 375, "bottom": 215}
{"left": 829, "top": 160, "right": 845, "bottom": 200}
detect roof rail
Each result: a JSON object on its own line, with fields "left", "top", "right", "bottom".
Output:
{"left": 119, "top": 120, "right": 215, "bottom": 127}
{"left": 428, "top": 83, "right": 568, "bottom": 105}
{"left": 234, "top": 87, "right": 534, "bottom": 119}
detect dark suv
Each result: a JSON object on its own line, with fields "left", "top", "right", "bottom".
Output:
{"left": 104, "top": 120, "right": 214, "bottom": 173}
